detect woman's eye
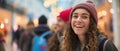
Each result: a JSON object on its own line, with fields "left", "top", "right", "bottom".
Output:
{"left": 72, "top": 15, "right": 78, "bottom": 18}
{"left": 82, "top": 15, "right": 88, "bottom": 19}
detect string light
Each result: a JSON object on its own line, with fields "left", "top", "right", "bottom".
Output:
{"left": 0, "top": 23, "right": 4, "bottom": 29}
{"left": 108, "top": 0, "right": 112, "bottom": 3}
{"left": 110, "top": 8, "right": 113, "bottom": 14}
{"left": 102, "top": 10, "right": 107, "bottom": 16}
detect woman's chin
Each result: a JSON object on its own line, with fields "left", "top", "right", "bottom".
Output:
{"left": 74, "top": 31, "right": 84, "bottom": 36}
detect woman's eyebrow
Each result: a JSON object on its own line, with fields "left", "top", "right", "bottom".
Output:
{"left": 82, "top": 13, "right": 89, "bottom": 16}
{"left": 73, "top": 13, "right": 78, "bottom": 15}
{"left": 73, "top": 13, "right": 89, "bottom": 16}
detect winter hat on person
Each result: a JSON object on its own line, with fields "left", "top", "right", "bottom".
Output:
{"left": 39, "top": 15, "right": 47, "bottom": 24}
{"left": 57, "top": 7, "right": 72, "bottom": 23}
{"left": 70, "top": 0, "right": 98, "bottom": 24}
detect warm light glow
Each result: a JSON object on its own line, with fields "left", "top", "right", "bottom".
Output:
{"left": 44, "top": 1, "right": 50, "bottom": 8}
{"left": 98, "top": 12, "right": 102, "bottom": 17}
{"left": 13, "top": 24, "right": 18, "bottom": 31}
{"left": 17, "top": 16, "right": 21, "bottom": 23}
{"left": 50, "top": 0, "right": 57, "bottom": 5}
{"left": 108, "top": 0, "right": 112, "bottom": 3}
{"left": 110, "top": 8, "right": 113, "bottom": 14}
{"left": 102, "top": 10, "right": 107, "bottom": 16}
{"left": 44, "top": 0, "right": 57, "bottom": 8}
{"left": 0, "top": 23, "right": 4, "bottom": 29}
{"left": 5, "top": 19, "right": 8, "bottom": 24}
{"left": 33, "top": 19, "right": 38, "bottom": 27}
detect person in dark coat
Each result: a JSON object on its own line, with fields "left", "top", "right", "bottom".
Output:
{"left": 34, "top": 15, "right": 51, "bottom": 41}
{"left": 14, "top": 25, "right": 24, "bottom": 49}
{"left": 32, "top": 15, "right": 51, "bottom": 51}
{"left": 19, "top": 20, "right": 35, "bottom": 51}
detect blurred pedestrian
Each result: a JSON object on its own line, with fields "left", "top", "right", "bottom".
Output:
{"left": 32, "top": 15, "right": 51, "bottom": 51}
{"left": 0, "top": 29, "right": 5, "bottom": 51}
{"left": 61, "top": 0, "right": 118, "bottom": 51}
{"left": 34, "top": 15, "right": 51, "bottom": 41}
{"left": 19, "top": 20, "right": 35, "bottom": 51}
{"left": 14, "top": 25, "right": 25, "bottom": 50}
{"left": 48, "top": 7, "right": 72, "bottom": 51}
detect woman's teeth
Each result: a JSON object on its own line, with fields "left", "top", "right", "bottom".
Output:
{"left": 75, "top": 25, "right": 84, "bottom": 28}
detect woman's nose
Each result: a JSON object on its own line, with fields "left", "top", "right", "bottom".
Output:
{"left": 76, "top": 16, "right": 82, "bottom": 22}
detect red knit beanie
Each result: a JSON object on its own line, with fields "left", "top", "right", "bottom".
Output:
{"left": 70, "top": 0, "right": 98, "bottom": 24}
{"left": 57, "top": 7, "right": 72, "bottom": 23}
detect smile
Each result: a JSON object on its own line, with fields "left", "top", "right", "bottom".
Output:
{"left": 74, "top": 24, "right": 84, "bottom": 28}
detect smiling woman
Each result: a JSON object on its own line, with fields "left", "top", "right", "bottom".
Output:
{"left": 61, "top": 0, "right": 118, "bottom": 51}
{"left": 71, "top": 8, "right": 90, "bottom": 42}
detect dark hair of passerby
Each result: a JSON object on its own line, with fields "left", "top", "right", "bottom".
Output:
{"left": 48, "top": 7, "right": 72, "bottom": 51}
{"left": 61, "top": 0, "right": 118, "bottom": 51}
{"left": 38, "top": 15, "right": 47, "bottom": 24}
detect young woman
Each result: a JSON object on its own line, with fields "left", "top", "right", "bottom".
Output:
{"left": 61, "top": 1, "right": 118, "bottom": 51}
{"left": 48, "top": 7, "right": 72, "bottom": 51}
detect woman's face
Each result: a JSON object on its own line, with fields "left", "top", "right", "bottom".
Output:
{"left": 71, "top": 8, "right": 90, "bottom": 36}
{"left": 56, "top": 17, "right": 66, "bottom": 32}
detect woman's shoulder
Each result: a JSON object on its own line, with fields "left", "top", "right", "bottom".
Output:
{"left": 97, "top": 34, "right": 118, "bottom": 51}
{"left": 104, "top": 40, "right": 118, "bottom": 51}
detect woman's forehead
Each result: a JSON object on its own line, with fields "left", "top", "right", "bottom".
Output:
{"left": 73, "top": 8, "right": 90, "bottom": 15}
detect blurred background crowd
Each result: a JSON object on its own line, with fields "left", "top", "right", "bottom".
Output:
{"left": 0, "top": 0, "right": 120, "bottom": 51}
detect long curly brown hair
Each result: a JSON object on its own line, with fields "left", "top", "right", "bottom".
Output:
{"left": 61, "top": 8, "right": 98, "bottom": 51}
{"left": 48, "top": 33, "right": 60, "bottom": 51}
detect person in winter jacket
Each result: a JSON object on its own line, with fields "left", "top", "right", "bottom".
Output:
{"left": 34, "top": 15, "right": 51, "bottom": 41}
{"left": 32, "top": 15, "right": 51, "bottom": 51}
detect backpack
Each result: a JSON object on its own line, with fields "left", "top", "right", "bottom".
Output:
{"left": 32, "top": 31, "right": 51, "bottom": 51}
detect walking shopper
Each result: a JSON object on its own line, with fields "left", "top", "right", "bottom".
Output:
{"left": 19, "top": 20, "right": 35, "bottom": 51}
{"left": 32, "top": 15, "right": 51, "bottom": 51}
